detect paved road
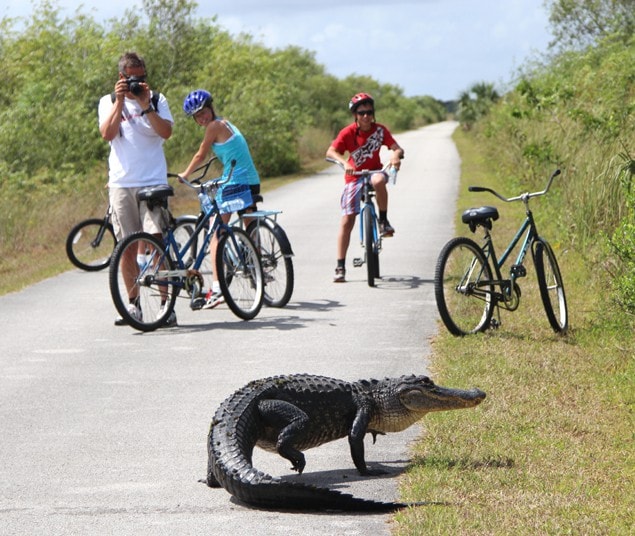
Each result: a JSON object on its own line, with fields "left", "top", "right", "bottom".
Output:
{"left": 0, "top": 121, "right": 461, "bottom": 535}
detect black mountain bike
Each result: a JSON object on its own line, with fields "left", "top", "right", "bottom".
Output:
{"left": 434, "top": 169, "right": 568, "bottom": 336}
{"left": 65, "top": 204, "right": 116, "bottom": 271}
{"left": 66, "top": 203, "right": 195, "bottom": 272}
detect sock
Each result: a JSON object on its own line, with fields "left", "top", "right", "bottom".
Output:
{"left": 337, "top": 259, "right": 345, "bottom": 269}
{"left": 379, "top": 210, "right": 387, "bottom": 222}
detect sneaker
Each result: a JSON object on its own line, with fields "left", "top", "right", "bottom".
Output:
{"left": 114, "top": 302, "right": 142, "bottom": 326}
{"left": 379, "top": 220, "right": 395, "bottom": 237}
{"left": 333, "top": 266, "right": 346, "bottom": 283}
{"left": 202, "top": 289, "right": 225, "bottom": 309}
{"left": 159, "top": 304, "right": 178, "bottom": 328}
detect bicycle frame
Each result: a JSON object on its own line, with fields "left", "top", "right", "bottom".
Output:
{"left": 147, "top": 160, "right": 250, "bottom": 298}
{"left": 479, "top": 210, "right": 537, "bottom": 307}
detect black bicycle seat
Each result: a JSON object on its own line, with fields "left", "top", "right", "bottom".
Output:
{"left": 462, "top": 206, "right": 499, "bottom": 231}
{"left": 136, "top": 184, "right": 175, "bottom": 202}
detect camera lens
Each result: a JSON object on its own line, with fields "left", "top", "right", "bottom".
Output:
{"left": 129, "top": 82, "right": 142, "bottom": 95}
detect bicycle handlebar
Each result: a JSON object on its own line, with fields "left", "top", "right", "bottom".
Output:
{"left": 469, "top": 169, "right": 561, "bottom": 202}
{"left": 168, "top": 158, "right": 237, "bottom": 191}
{"left": 326, "top": 157, "right": 387, "bottom": 176}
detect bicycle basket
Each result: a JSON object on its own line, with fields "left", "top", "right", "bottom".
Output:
{"left": 218, "top": 183, "right": 253, "bottom": 214}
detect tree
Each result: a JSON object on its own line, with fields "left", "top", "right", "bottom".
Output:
{"left": 547, "top": 0, "right": 635, "bottom": 49}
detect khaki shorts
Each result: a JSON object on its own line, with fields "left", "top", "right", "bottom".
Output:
{"left": 109, "top": 187, "right": 166, "bottom": 240}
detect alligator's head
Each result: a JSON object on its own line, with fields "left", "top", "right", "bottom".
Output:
{"left": 368, "top": 374, "right": 486, "bottom": 433}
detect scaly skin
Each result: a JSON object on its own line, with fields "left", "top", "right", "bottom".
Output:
{"left": 204, "top": 373, "right": 485, "bottom": 511}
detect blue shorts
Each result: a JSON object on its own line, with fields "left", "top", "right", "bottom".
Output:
{"left": 340, "top": 173, "right": 388, "bottom": 215}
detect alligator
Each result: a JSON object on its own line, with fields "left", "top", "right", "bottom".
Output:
{"left": 203, "top": 373, "right": 485, "bottom": 511}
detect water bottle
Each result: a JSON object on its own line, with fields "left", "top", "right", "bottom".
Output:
{"left": 198, "top": 192, "right": 213, "bottom": 214}
{"left": 388, "top": 165, "right": 398, "bottom": 185}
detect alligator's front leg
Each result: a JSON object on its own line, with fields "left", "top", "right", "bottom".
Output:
{"left": 349, "top": 403, "right": 387, "bottom": 476}
{"left": 258, "top": 399, "right": 309, "bottom": 473}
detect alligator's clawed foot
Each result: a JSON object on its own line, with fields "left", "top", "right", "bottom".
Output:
{"left": 290, "top": 458, "right": 306, "bottom": 474}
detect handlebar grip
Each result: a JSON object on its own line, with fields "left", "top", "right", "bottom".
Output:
{"left": 469, "top": 186, "right": 487, "bottom": 192}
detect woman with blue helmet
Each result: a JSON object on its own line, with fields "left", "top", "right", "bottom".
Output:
{"left": 178, "top": 89, "right": 261, "bottom": 309}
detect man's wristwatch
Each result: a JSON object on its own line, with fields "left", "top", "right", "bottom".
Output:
{"left": 141, "top": 104, "right": 155, "bottom": 116}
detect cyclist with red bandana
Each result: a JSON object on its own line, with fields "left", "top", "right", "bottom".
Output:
{"left": 326, "top": 92, "right": 404, "bottom": 283}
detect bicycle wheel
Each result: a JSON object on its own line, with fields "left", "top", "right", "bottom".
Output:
{"left": 247, "top": 218, "right": 294, "bottom": 307}
{"left": 434, "top": 236, "right": 495, "bottom": 336}
{"left": 109, "top": 232, "right": 178, "bottom": 332}
{"left": 66, "top": 218, "right": 116, "bottom": 271}
{"left": 215, "top": 227, "right": 264, "bottom": 320}
{"left": 533, "top": 238, "right": 568, "bottom": 333}
{"left": 363, "top": 208, "right": 379, "bottom": 287}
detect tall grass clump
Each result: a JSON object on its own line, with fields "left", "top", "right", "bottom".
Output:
{"left": 479, "top": 37, "right": 635, "bottom": 248}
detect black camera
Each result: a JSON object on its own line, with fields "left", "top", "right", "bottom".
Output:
{"left": 126, "top": 76, "right": 146, "bottom": 96}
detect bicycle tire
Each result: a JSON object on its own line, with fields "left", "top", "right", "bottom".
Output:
{"left": 109, "top": 232, "right": 178, "bottom": 332}
{"left": 363, "top": 208, "right": 379, "bottom": 287}
{"left": 247, "top": 218, "right": 294, "bottom": 307}
{"left": 66, "top": 218, "right": 116, "bottom": 271}
{"left": 533, "top": 237, "right": 568, "bottom": 334}
{"left": 434, "top": 236, "right": 495, "bottom": 336}
{"left": 215, "top": 227, "right": 264, "bottom": 320}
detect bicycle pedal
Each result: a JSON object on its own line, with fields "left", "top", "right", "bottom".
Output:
{"left": 352, "top": 257, "right": 363, "bottom": 267}
{"left": 190, "top": 297, "right": 205, "bottom": 311}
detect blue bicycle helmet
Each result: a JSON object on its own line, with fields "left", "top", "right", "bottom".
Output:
{"left": 183, "top": 89, "right": 213, "bottom": 116}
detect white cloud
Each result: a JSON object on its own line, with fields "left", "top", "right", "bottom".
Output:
{"left": 2, "top": 0, "right": 552, "bottom": 100}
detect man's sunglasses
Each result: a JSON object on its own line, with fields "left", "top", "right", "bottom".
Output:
{"left": 356, "top": 110, "right": 374, "bottom": 116}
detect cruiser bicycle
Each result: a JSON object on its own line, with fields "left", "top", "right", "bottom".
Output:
{"left": 109, "top": 158, "right": 264, "bottom": 332}
{"left": 179, "top": 167, "right": 295, "bottom": 308}
{"left": 434, "top": 169, "right": 568, "bottom": 336}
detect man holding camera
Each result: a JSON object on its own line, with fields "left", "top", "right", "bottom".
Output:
{"left": 98, "top": 51, "right": 175, "bottom": 326}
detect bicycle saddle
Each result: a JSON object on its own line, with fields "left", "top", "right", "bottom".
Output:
{"left": 462, "top": 205, "right": 499, "bottom": 232}
{"left": 136, "top": 185, "right": 175, "bottom": 202}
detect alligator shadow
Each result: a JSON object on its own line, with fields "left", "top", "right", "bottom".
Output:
{"left": 278, "top": 458, "right": 411, "bottom": 489}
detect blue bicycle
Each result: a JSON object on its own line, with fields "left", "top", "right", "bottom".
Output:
{"left": 108, "top": 158, "right": 264, "bottom": 332}
{"left": 328, "top": 158, "right": 394, "bottom": 287}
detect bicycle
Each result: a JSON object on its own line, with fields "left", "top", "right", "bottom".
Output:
{"left": 108, "top": 157, "right": 264, "bottom": 332}
{"left": 434, "top": 169, "right": 568, "bottom": 336}
{"left": 66, "top": 203, "right": 196, "bottom": 272}
{"left": 65, "top": 204, "right": 116, "bottom": 271}
{"left": 327, "top": 158, "right": 395, "bottom": 287}
{"left": 179, "top": 172, "right": 295, "bottom": 308}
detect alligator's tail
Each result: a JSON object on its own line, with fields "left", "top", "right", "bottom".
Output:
{"left": 207, "top": 465, "right": 430, "bottom": 512}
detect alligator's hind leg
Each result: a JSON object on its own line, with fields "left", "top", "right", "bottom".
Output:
{"left": 258, "top": 399, "right": 309, "bottom": 473}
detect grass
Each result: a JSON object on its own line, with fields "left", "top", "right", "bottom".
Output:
{"left": 392, "top": 130, "right": 634, "bottom": 535}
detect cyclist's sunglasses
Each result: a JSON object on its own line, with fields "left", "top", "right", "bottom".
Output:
{"left": 356, "top": 109, "right": 374, "bottom": 116}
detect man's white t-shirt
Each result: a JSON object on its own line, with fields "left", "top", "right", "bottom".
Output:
{"left": 98, "top": 93, "right": 173, "bottom": 188}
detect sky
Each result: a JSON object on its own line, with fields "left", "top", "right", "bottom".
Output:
{"left": 2, "top": 0, "right": 554, "bottom": 101}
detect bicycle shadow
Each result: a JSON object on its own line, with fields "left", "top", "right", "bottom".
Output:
{"left": 344, "top": 275, "right": 432, "bottom": 290}
{"left": 144, "top": 299, "right": 344, "bottom": 335}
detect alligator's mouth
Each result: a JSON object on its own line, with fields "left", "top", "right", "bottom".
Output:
{"left": 401, "top": 385, "right": 486, "bottom": 412}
